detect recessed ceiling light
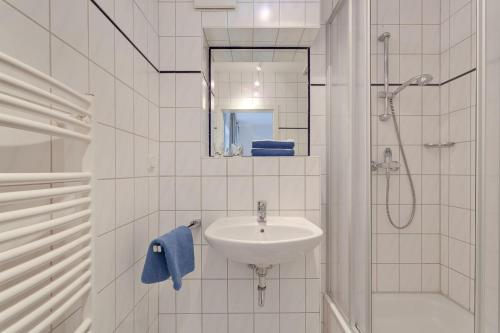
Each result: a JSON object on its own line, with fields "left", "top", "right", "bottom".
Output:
{"left": 259, "top": 7, "right": 270, "bottom": 21}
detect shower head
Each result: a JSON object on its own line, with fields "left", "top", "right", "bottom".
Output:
{"left": 392, "top": 74, "right": 433, "bottom": 96}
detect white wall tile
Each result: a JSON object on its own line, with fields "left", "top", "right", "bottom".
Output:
{"left": 228, "top": 176, "right": 254, "bottom": 210}
{"left": 280, "top": 279, "right": 306, "bottom": 312}
{"left": 202, "top": 177, "right": 228, "bottom": 210}
{"left": 95, "top": 231, "right": 116, "bottom": 291}
{"left": 280, "top": 313, "right": 305, "bottom": 333}
{"left": 94, "top": 124, "right": 116, "bottom": 179}
{"left": 90, "top": 4, "right": 115, "bottom": 73}
{"left": 95, "top": 179, "right": 116, "bottom": 235}
{"left": 51, "top": 36, "right": 88, "bottom": 92}
{"left": 176, "top": 280, "right": 202, "bottom": 313}
{"left": 176, "top": 74, "right": 202, "bottom": 107}
{"left": 254, "top": 176, "right": 279, "bottom": 210}
{"left": 400, "top": 0, "right": 422, "bottom": 24}
{"left": 176, "top": 108, "right": 201, "bottom": 141}
{"left": 116, "top": 268, "right": 135, "bottom": 324}
{"left": 115, "top": 0, "right": 133, "bottom": 37}
{"left": 51, "top": 0, "right": 88, "bottom": 55}
{"left": 280, "top": 176, "right": 305, "bottom": 210}
{"left": 202, "top": 280, "right": 228, "bottom": 313}
{"left": 159, "top": 3, "right": 176, "bottom": 36}
{"left": 94, "top": 282, "right": 116, "bottom": 332}
{"left": 160, "top": 37, "right": 175, "bottom": 71}
{"left": 177, "top": 314, "right": 202, "bottom": 333}
{"left": 176, "top": 142, "right": 201, "bottom": 175}
{"left": 255, "top": 314, "right": 279, "bottom": 333}
{"left": 160, "top": 177, "right": 176, "bottom": 210}
{"left": 176, "top": 177, "right": 201, "bottom": 210}
{"left": 203, "top": 314, "right": 228, "bottom": 333}
{"left": 228, "top": 280, "right": 254, "bottom": 313}
{"left": 175, "top": 3, "right": 202, "bottom": 36}
{"left": 202, "top": 158, "right": 227, "bottom": 176}
{"left": 176, "top": 37, "right": 202, "bottom": 71}
{"left": 228, "top": 158, "right": 253, "bottom": 175}
{"left": 228, "top": 314, "right": 253, "bottom": 333}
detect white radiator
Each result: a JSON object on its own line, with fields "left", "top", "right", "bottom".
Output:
{"left": 0, "top": 52, "right": 93, "bottom": 332}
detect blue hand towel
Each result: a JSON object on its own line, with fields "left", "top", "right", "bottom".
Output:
{"left": 252, "top": 140, "right": 295, "bottom": 149}
{"left": 141, "top": 226, "right": 194, "bottom": 290}
{"left": 251, "top": 148, "right": 295, "bottom": 156}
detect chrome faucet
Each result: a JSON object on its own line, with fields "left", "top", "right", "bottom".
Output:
{"left": 257, "top": 200, "right": 267, "bottom": 223}
{"left": 371, "top": 147, "right": 400, "bottom": 173}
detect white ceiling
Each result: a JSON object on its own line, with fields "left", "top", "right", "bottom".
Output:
{"left": 211, "top": 49, "right": 308, "bottom": 63}
{"left": 212, "top": 61, "right": 306, "bottom": 73}
{"left": 204, "top": 27, "right": 320, "bottom": 47}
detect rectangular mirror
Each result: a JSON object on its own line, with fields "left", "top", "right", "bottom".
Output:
{"left": 209, "top": 47, "right": 310, "bottom": 157}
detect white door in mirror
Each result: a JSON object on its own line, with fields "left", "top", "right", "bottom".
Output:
{"left": 204, "top": 216, "right": 323, "bottom": 266}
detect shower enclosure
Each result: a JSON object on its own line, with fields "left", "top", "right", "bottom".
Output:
{"left": 323, "top": 0, "right": 500, "bottom": 332}
{"left": 370, "top": 15, "right": 477, "bottom": 330}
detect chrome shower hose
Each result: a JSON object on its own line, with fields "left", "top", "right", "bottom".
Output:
{"left": 384, "top": 97, "right": 416, "bottom": 229}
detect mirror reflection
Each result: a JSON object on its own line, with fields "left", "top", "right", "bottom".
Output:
{"left": 209, "top": 48, "right": 309, "bottom": 157}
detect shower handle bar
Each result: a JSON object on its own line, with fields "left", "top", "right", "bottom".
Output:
{"left": 423, "top": 142, "right": 456, "bottom": 148}
{"left": 378, "top": 32, "right": 391, "bottom": 121}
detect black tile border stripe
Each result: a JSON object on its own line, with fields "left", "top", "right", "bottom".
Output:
{"left": 311, "top": 83, "right": 326, "bottom": 86}
{"left": 440, "top": 68, "right": 476, "bottom": 86}
{"left": 90, "top": 0, "right": 201, "bottom": 74}
{"left": 160, "top": 71, "right": 203, "bottom": 74}
{"left": 371, "top": 68, "right": 476, "bottom": 87}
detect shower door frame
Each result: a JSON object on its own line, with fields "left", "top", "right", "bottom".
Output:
{"left": 325, "top": 0, "right": 372, "bottom": 331}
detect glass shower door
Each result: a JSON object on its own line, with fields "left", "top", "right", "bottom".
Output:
{"left": 326, "top": 0, "right": 371, "bottom": 331}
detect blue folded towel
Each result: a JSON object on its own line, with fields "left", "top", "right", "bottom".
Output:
{"left": 141, "top": 226, "right": 194, "bottom": 290}
{"left": 251, "top": 148, "right": 295, "bottom": 156}
{"left": 252, "top": 140, "right": 295, "bottom": 149}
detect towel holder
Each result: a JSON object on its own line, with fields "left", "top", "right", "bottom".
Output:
{"left": 152, "top": 219, "right": 201, "bottom": 253}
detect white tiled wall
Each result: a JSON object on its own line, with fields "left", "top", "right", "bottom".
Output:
{"left": 370, "top": 0, "right": 442, "bottom": 294}
{"left": 158, "top": 156, "right": 322, "bottom": 333}
{"left": 439, "top": 0, "right": 477, "bottom": 311}
{"left": 0, "top": 0, "right": 161, "bottom": 331}
{"left": 211, "top": 69, "right": 309, "bottom": 155}
{"left": 370, "top": 0, "right": 477, "bottom": 313}
{"left": 158, "top": 1, "right": 326, "bottom": 332}
{"left": 440, "top": 0, "right": 476, "bottom": 82}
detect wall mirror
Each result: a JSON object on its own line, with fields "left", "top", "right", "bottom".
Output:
{"left": 209, "top": 47, "right": 310, "bottom": 157}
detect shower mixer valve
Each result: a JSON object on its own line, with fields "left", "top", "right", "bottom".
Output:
{"left": 371, "top": 147, "right": 400, "bottom": 173}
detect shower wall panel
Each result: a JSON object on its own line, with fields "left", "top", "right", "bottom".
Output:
{"left": 370, "top": 0, "right": 442, "bottom": 294}
{"left": 439, "top": 0, "right": 477, "bottom": 312}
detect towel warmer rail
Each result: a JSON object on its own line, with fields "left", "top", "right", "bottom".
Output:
{"left": 0, "top": 51, "right": 93, "bottom": 332}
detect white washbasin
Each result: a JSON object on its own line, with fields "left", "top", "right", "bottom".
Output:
{"left": 204, "top": 216, "right": 323, "bottom": 265}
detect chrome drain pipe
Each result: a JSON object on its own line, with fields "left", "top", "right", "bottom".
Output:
{"left": 249, "top": 264, "right": 272, "bottom": 307}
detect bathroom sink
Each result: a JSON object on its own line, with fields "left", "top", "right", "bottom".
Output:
{"left": 204, "top": 216, "right": 323, "bottom": 265}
